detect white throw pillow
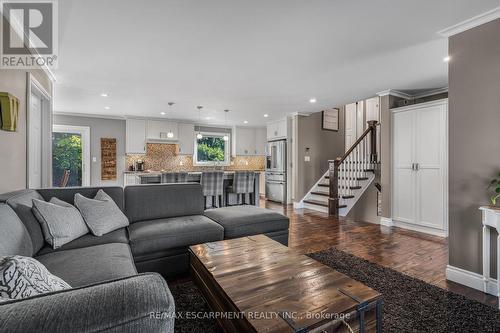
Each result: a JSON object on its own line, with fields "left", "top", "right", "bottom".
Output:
{"left": 0, "top": 256, "right": 71, "bottom": 300}
{"left": 74, "top": 190, "right": 129, "bottom": 236}
{"left": 32, "top": 198, "right": 89, "bottom": 249}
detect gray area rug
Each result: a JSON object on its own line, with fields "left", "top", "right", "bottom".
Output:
{"left": 169, "top": 247, "right": 500, "bottom": 332}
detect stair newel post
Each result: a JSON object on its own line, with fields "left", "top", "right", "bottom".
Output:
{"left": 328, "top": 158, "right": 341, "bottom": 217}
{"left": 368, "top": 120, "right": 378, "bottom": 165}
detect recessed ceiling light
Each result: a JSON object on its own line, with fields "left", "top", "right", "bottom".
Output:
{"left": 104, "top": 106, "right": 111, "bottom": 110}
{"left": 443, "top": 56, "right": 450, "bottom": 62}
{"left": 264, "top": 114, "right": 269, "bottom": 118}
{"left": 309, "top": 98, "right": 317, "bottom": 104}
{"left": 160, "top": 112, "right": 166, "bottom": 115}
{"left": 100, "top": 93, "right": 108, "bottom": 97}
{"left": 244, "top": 120, "right": 248, "bottom": 124}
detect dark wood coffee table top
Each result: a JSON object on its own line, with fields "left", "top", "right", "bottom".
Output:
{"left": 189, "top": 235, "right": 382, "bottom": 332}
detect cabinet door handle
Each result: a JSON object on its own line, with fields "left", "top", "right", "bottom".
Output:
{"left": 411, "top": 163, "right": 415, "bottom": 171}
{"left": 416, "top": 163, "right": 419, "bottom": 171}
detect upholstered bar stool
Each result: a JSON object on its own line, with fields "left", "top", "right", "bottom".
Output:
{"left": 201, "top": 171, "right": 224, "bottom": 209}
{"left": 176, "top": 172, "right": 189, "bottom": 182}
{"left": 161, "top": 173, "right": 176, "bottom": 183}
{"left": 226, "top": 171, "right": 255, "bottom": 206}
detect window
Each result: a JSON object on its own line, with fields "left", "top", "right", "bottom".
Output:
{"left": 194, "top": 132, "right": 230, "bottom": 166}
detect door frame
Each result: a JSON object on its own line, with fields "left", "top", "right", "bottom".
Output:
{"left": 52, "top": 124, "right": 91, "bottom": 187}
{"left": 390, "top": 99, "right": 449, "bottom": 237}
{"left": 27, "top": 73, "right": 52, "bottom": 188}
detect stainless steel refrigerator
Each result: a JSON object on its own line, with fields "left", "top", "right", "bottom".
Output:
{"left": 265, "top": 139, "right": 286, "bottom": 203}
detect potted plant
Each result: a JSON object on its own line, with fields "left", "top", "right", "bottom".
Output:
{"left": 488, "top": 172, "right": 500, "bottom": 206}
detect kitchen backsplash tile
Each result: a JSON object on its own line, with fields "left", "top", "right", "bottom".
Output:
{"left": 126, "top": 143, "right": 265, "bottom": 171}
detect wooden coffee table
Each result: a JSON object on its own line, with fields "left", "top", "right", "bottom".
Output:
{"left": 189, "top": 235, "right": 382, "bottom": 332}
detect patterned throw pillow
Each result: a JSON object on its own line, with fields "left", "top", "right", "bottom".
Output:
{"left": 75, "top": 190, "right": 129, "bottom": 236}
{"left": 0, "top": 256, "right": 71, "bottom": 300}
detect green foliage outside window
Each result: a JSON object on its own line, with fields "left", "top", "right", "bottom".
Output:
{"left": 52, "top": 133, "right": 82, "bottom": 186}
{"left": 197, "top": 136, "right": 225, "bottom": 162}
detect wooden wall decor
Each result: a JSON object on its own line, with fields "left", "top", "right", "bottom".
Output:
{"left": 322, "top": 108, "right": 339, "bottom": 131}
{"left": 101, "top": 138, "right": 117, "bottom": 180}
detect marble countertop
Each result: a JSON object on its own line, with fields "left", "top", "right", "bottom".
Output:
{"left": 125, "top": 170, "right": 264, "bottom": 176}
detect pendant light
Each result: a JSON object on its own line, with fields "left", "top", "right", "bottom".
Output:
{"left": 167, "top": 102, "right": 175, "bottom": 138}
{"left": 223, "top": 110, "right": 229, "bottom": 141}
{"left": 196, "top": 105, "right": 203, "bottom": 139}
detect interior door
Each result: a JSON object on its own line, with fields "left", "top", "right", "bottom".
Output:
{"left": 415, "top": 104, "right": 446, "bottom": 229}
{"left": 29, "top": 92, "right": 42, "bottom": 189}
{"left": 345, "top": 103, "right": 357, "bottom": 151}
{"left": 392, "top": 110, "right": 416, "bottom": 224}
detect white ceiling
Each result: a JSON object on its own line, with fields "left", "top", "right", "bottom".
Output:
{"left": 54, "top": 0, "right": 500, "bottom": 126}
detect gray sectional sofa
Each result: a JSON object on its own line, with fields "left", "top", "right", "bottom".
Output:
{"left": 0, "top": 183, "right": 289, "bottom": 333}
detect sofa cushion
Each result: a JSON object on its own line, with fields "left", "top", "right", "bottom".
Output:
{"left": 129, "top": 215, "right": 224, "bottom": 257}
{"left": 75, "top": 190, "right": 129, "bottom": 236}
{"left": 37, "top": 187, "right": 124, "bottom": 211}
{"left": 32, "top": 198, "right": 89, "bottom": 249}
{"left": 204, "top": 205, "right": 290, "bottom": 239}
{"left": 125, "top": 184, "right": 204, "bottom": 223}
{"left": 0, "top": 204, "right": 33, "bottom": 256}
{"left": 0, "top": 256, "right": 71, "bottom": 300}
{"left": 2, "top": 190, "right": 45, "bottom": 254}
{"left": 36, "top": 228, "right": 129, "bottom": 255}
{"left": 35, "top": 243, "right": 137, "bottom": 287}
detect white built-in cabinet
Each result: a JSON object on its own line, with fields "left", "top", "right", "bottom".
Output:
{"left": 124, "top": 173, "right": 139, "bottom": 186}
{"left": 233, "top": 126, "right": 267, "bottom": 156}
{"left": 267, "top": 119, "right": 287, "bottom": 141}
{"left": 391, "top": 99, "right": 448, "bottom": 236}
{"left": 126, "top": 119, "right": 146, "bottom": 154}
{"left": 177, "top": 123, "right": 195, "bottom": 155}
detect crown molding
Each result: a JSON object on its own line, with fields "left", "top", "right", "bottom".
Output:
{"left": 53, "top": 111, "right": 126, "bottom": 120}
{"left": 376, "top": 89, "right": 412, "bottom": 99}
{"left": 438, "top": 6, "right": 500, "bottom": 37}
{"left": 413, "top": 87, "right": 448, "bottom": 99}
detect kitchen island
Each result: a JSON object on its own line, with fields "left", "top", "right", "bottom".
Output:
{"left": 124, "top": 171, "right": 262, "bottom": 207}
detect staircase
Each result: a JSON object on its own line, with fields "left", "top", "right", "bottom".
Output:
{"left": 300, "top": 121, "right": 378, "bottom": 217}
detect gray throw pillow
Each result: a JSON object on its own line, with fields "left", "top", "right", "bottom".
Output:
{"left": 75, "top": 190, "right": 129, "bottom": 236}
{"left": 32, "top": 198, "right": 89, "bottom": 249}
{"left": 0, "top": 256, "right": 71, "bottom": 300}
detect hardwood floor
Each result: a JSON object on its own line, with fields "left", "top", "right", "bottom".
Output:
{"left": 262, "top": 200, "right": 498, "bottom": 308}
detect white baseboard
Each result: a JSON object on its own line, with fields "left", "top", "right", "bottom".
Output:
{"left": 379, "top": 217, "right": 394, "bottom": 227}
{"left": 446, "top": 265, "right": 498, "bottom": 296}
{"left": 293, "top": 201, "right": 304, "bottom": 209}
{"left": 383, "top": 218, "right": 447, "bottom": 237}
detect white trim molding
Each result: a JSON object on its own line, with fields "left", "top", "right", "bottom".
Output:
{"left": 446, "top": 265, "right": 498, "bottom": 296}
{"left": 376, "top": 89, "right": 412, "bottom": 99}
{"left": 438, "top": 6, "right": 500, "bottom": 37}
{"left": 379, "top": 217, "right": 394, "bottom": 227}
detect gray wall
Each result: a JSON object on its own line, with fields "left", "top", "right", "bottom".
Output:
{"left": 449, "top": 18, "right": 500, "bottom": 276}
{"left": 53, "top": 115, "right": 126, "bottom": 187}
{"left": 0, "top": 69, "right": 52, "bottom": 193}
{"left": 295, "top": 110, "right": 345, "bottom": 201}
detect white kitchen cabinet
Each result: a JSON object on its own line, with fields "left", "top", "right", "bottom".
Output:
{"left": 267, "top": 119, "right": 287, "bottom": 140}
{"left": 235, "top": 127, "right": 256, "bottom": 155}
{"left": 178, "top": 123, "right": 195, "bottom": 155}
{"left": 126, "top": 119, "right": 146, "bottom": 154}
{"left": 124, "top": 173, "right": 139, "bottom": 186}
{"left": 255, "top": 127, "right": 267, "bottom": 155}
{"left": 146, "top": 120, "right": 178, "bottom": 141}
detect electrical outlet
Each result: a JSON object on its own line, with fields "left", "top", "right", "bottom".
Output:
{"left": 304, "top": 156, "right": 310, "bottom": 162}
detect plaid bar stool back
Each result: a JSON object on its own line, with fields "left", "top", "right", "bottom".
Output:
{"left": 161, "top": 173, "right": 176, "bottom": 183}
{"left": 226, "top": 171, "right": 255, "bottom": 206}
{"left": 201, "top": 171, "right": 224, "bottom": 209}
{"left": 176, "top": 172, "right": 189, "bottom": 182}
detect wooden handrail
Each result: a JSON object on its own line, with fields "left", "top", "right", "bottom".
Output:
{"left": 337, "top": 120, "right": 378, "bottom": 165}
{"left": 328, "top": 120, "right": 378, "bottom": 216}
